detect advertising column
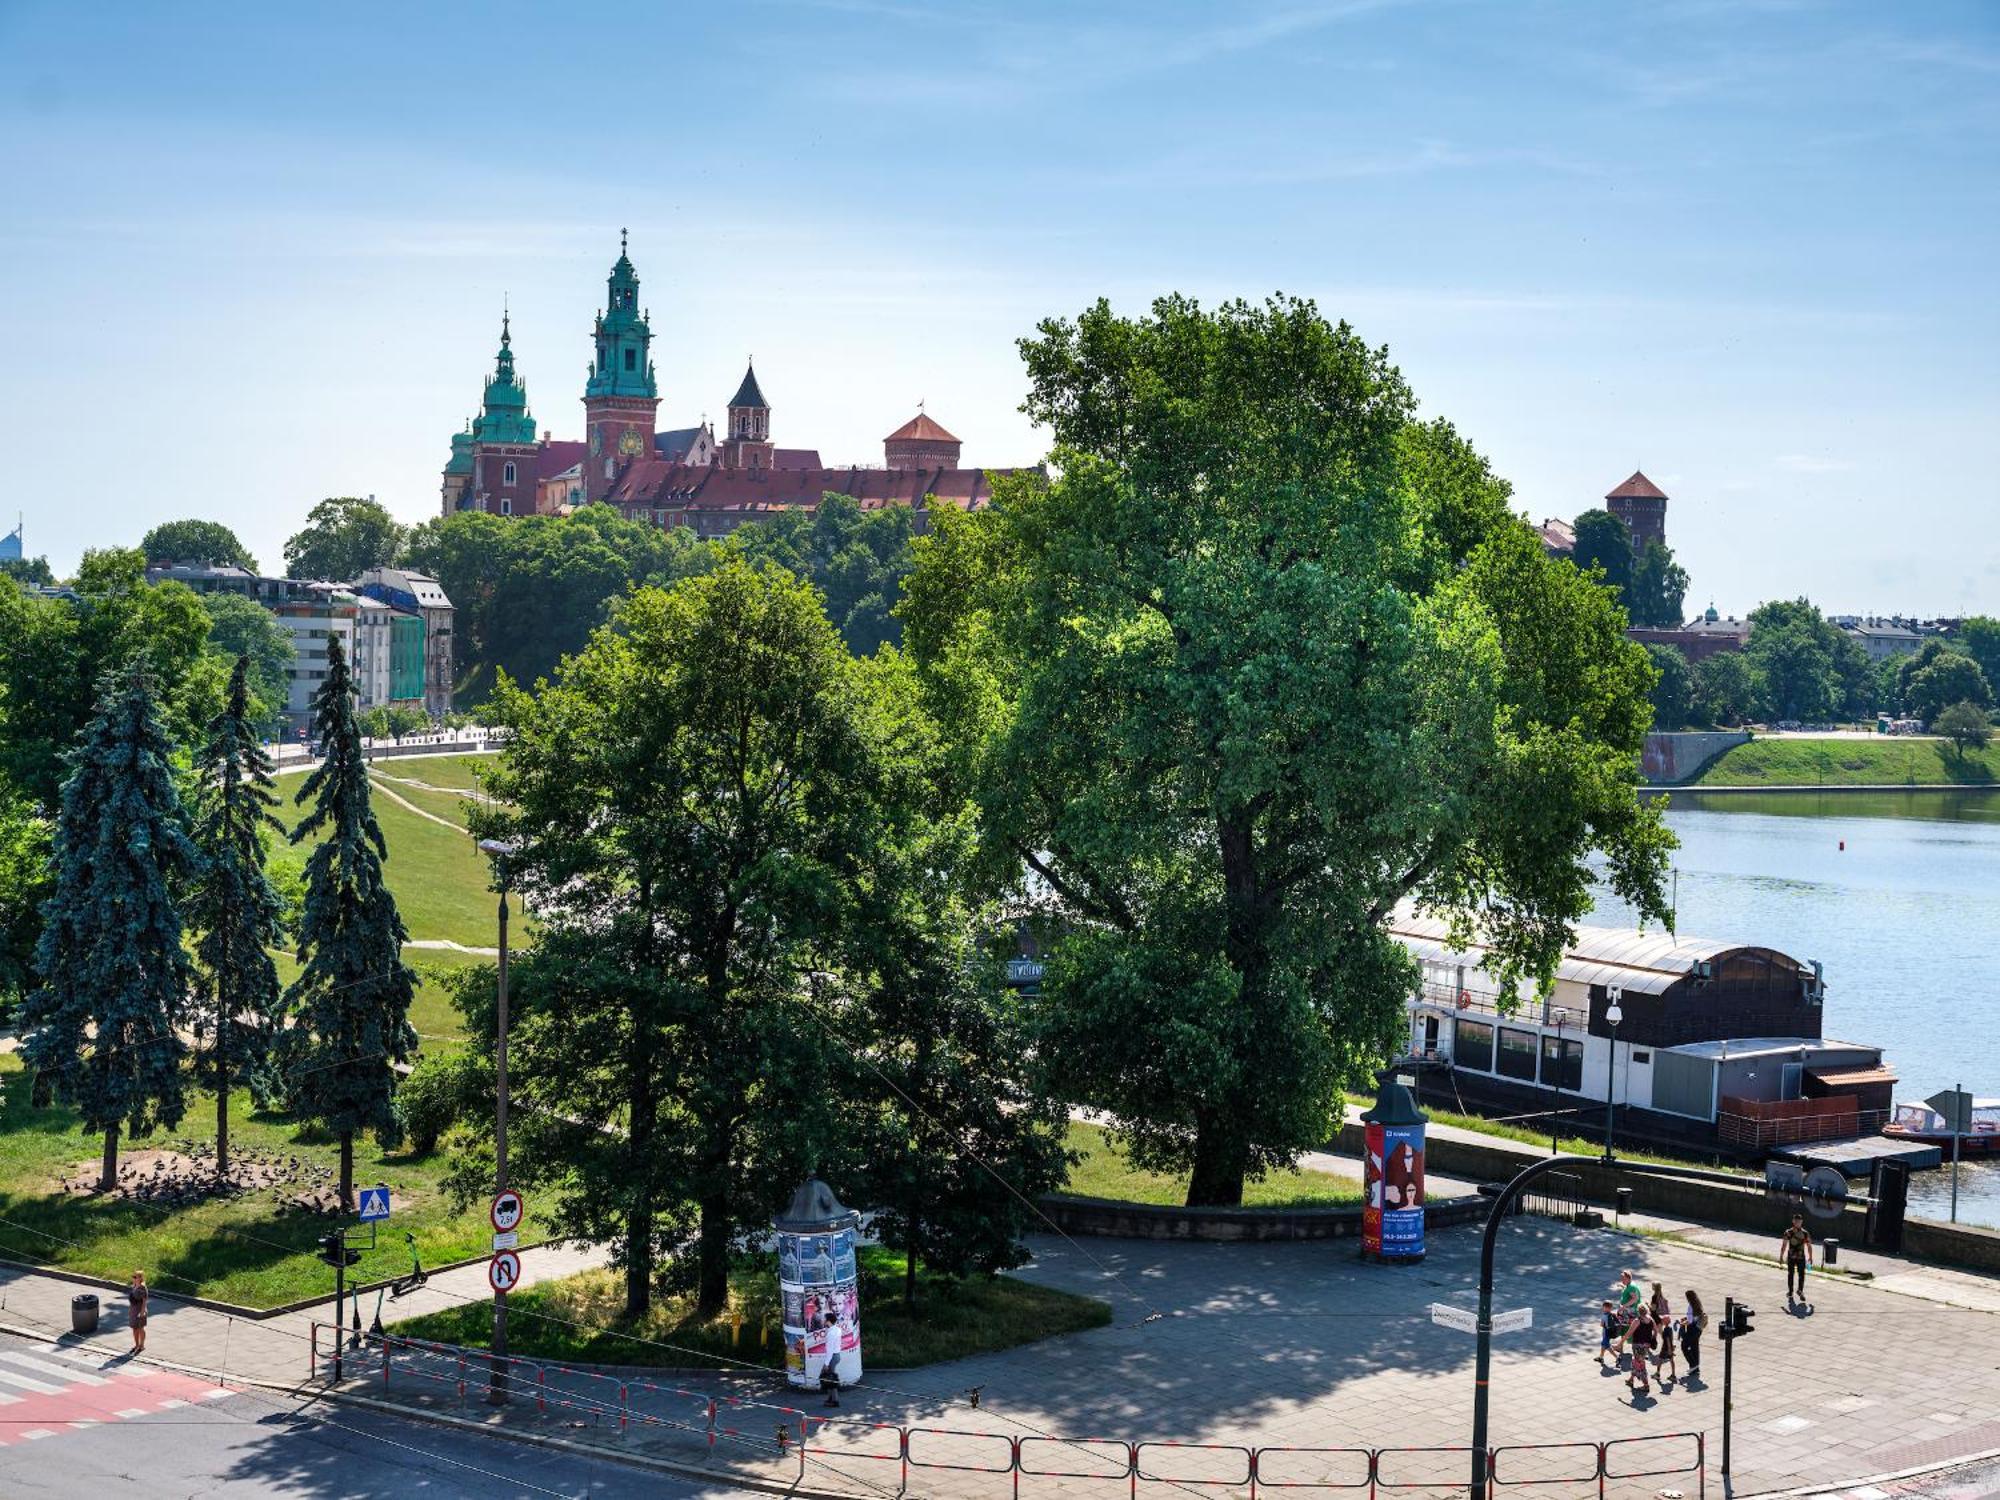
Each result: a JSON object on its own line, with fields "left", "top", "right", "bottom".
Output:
{"left": 774, "top": 1178, "right": 864, "bottom": 1390}
{"left": 1361, "top": 1072, "right": 1429, "bottom": 1263}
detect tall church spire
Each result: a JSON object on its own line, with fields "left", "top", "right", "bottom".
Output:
{"left": 583, "top": 234, "right": 661, "bottom": 502}
{"left": 474, "top": 308, "right": 536, "bottom": 445}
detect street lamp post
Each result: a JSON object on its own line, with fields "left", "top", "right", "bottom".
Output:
{"left": 1601, "top": 988, "right": 1624, "bottom": 1163}
{"left": 1547, "top": 1009, "right": 1568, "bottom": 1156}
{"left": 476, "top": 837, "right": 518, "bottom": 1404}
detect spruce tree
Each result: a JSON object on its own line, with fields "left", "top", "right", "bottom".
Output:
{"left": 20, "top": 662, "right": 196, "bottom": 1191}
{"left": 283, "top": 636, "right": 415, "bottom": 1211}
{"left": 188, "top": 655, "right": 288, "bottom": 1180}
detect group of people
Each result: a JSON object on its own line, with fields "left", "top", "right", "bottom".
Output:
{"left": 1598, "top": 1271, "right": 1704, "bottom": 1397}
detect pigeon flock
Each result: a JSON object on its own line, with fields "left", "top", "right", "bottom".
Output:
{"left": 57, "top": 1141, "right": 344, "bottom": 1216}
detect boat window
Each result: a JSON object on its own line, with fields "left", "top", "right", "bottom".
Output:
{"left": 1454, "top": 1019, "right": 1494, "bottom": 1073}
{"left": 1540, "top": 1036, "right": 1585, "bottom": 1092}
{"left": 1497, "top": 1028, "right": 1537, "bottom": 1082}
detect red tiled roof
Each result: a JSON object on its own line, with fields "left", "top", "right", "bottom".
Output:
{"left": 884, "top": 412, "right": 958, "bottom": 444}
{"left": 774, "top": 448, "right": 822, "bottom": 470}
{"left": 609, "top": 462, "right": 1037, "bottom": 516}
{"left": 1606, "top": 471, "right": 1667, "bottom": 501}
{"left": 534, "top": 441, "right": 587, "bottom": 481}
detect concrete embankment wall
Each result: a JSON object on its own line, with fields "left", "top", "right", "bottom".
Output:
{"left": 1335, "top": 1121, "right": 2000, "bottom": 1275}
{"left": 1034, "top": 1191, "right": 1488, "bottom": 1243}
{"left": 1641, "top": 730, "right": 1750, "bottom": 785}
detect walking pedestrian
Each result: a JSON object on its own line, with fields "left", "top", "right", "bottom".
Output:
{"left": 1597, "top": 1300, "right": 1619, "bottom": 1366}
{"left": 1777, "top": 1212, "right": 1814, "bottom": 1302}
{"left": 1626, "top": 1308, "right": 1655, "bottom": 1396}
{"left": 127, "top": 1270, "right": 149, "bottom": 1355}
{"left": 1649, "top": 1283, "right": 1676, "bottom": 1381}
{"left": 1612, "top": 1270, "right": 1642, "bottom": 1356}
{"left": 1679, "top": 1289, "right": 1707, "bottom": 1376}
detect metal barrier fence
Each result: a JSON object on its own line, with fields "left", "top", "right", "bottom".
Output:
{"left": 1520, "top": 1173, "right": 1587, "bottom": 1225}
{"left": 309, "top": 1325, "right": 1703, "bottom": 1499}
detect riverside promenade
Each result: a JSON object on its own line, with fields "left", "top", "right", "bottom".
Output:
{"left": 4, "top": 1212, "right": 1997, "bottom": 1499}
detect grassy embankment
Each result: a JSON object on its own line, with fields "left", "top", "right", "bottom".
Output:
{"left": 1687, "top": 736, "right": 2000, "bottom": 787}
{"left": 0, "top": 755, "right": 507, "bottom": 1306}
{"left": 1062, "top": 1120, "right": 1362, "bottom": 1207}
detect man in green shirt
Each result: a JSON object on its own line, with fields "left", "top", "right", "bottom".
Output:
{"left": 1777, "top": 1212, "right": 1814, "bottom": 1301}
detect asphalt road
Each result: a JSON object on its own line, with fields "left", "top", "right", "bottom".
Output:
{"left": 0, "top": 1330, "right": 748, "bottom": 1499}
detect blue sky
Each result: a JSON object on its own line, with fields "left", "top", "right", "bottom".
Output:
{"left": 1, "top": 0, "right": 1994, "bottom": 614}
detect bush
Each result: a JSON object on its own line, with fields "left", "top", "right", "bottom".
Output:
{"left": 399, "top": 1050, "right": 485, "bottom": 1155}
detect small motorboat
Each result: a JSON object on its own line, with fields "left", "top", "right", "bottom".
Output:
{"left": 1885, "top": 1097, "right": 2000, "bottom": 1156}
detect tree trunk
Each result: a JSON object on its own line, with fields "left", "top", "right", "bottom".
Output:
{"left": 1186, "top": 1118, "right": 1249, "bottom": 1207}
{"left": 904, "top": 1226, "right": 919, "bottom": 1309}
{"left": 216, "top": 1065, "right": 229, "bottom": 1181}
{"left": 624, "top": 1003, "right": 657, "bottom": 1320}
{"left": 99, "top": 1122, "right": 120, "bottom": 1193}
{"left": 624, "top": 1195, "right": 653, "bottom": 1319}
{"left": 338, "top": 1131, "right": 354, "bottom": 1214}
{"left": 696, "top": 1196, "right": 731, "bottom": 1317}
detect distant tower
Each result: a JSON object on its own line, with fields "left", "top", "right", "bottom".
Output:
{"left": 884, "top": 408, "right": 961, "bottom": 470}
{"left": 721, "top": 361, "right": 774, "bottom": 471}
{"left": 469, "top": 311, "right": 540, "bottom": 517}
{"left": 583, "top": 230, "right": 660, "bottom": 502}
{"left": 1605, "top": 470, "right": 1668, "bottom": 553}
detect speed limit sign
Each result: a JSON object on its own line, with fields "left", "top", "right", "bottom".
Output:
{"left": 488, "top": 1249, "right": 522, "bottom": 1295}
{"left": 490, "top": 1189, "right": 524, "bottom": 1233}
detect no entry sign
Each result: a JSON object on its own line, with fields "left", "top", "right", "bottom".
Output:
{"left": 490, "top": 1189, "right": 524, "bottom": 1233}
{"left": 488, "top": 1249, "right": 521, "bottom": 1295}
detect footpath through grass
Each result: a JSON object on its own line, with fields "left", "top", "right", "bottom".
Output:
{"left": 1060, "top": 1120, "right": 1363, "bottom": 1207}
{"left": 0, "top": 1051, "right": 526, "bottom": 1309}
{"left": 392, "top": 1244, "right": 1111, "bottom": 1369}
{"left": 1688, "top": 736, "right": 2000, "bottom": 787}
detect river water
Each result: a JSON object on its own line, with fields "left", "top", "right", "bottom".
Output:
{"left": 1588, "top": 789, "right": 2000, "bottom": 1231}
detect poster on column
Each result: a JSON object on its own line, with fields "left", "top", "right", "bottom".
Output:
{"left": 777, "top": 1228, "right": 863, "bottom": 1389}
{"left": 1362, "top": 1120, "right": 1426, "bottom": 1259}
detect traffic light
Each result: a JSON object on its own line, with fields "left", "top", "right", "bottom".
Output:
{"left": 315, "top": 1234, "right": 361, "bottom": 1269}
{"left": 1719, "top": 1303, "right": 1754, "bottom": 1340}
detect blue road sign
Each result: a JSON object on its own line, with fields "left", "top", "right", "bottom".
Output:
{"left": 358, "top": 1186, "right": 391, "bottom": 1223}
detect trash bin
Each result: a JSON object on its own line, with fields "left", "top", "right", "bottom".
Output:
{"left": 1823, "top": 1237, "right": 1839, "bottom": 1266}
{"left": 72, "top": 1293, "right": 99, "bottom": 1335}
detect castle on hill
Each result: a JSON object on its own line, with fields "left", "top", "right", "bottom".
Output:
{"left": 441, "top": 235, "right": 1032, "bottom": 537}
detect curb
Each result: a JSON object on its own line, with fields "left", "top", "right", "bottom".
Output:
{"left": 1739, "top": 1445, "right": 2000, "bottom": 1497}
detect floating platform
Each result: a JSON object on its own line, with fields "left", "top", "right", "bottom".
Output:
{"left": 1772, "top": 1135, "right": 1942, "bottom": 1178}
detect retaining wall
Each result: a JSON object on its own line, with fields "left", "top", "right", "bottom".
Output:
{"left": 1034, "top": 1191, "right": 1489, "bottom": 1242}
{"left": 1640, "top": 730, "right": 1750, "bottom": 784}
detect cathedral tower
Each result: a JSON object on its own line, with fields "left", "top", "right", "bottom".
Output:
{"left": 583, "top": 230, "right": 659, "bottom": 502}
{"left": 470, "top": 311, "right": 540, "bottom": 516}
{"left": 720, "top": 361, "right": 774, "bottom": 470}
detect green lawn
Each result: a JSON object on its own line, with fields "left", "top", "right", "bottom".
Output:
{"left": 272, "top": 770, "right": 498, "bottom": 949}
{"left": 368, "top": 775, "right": 488, "bottom": 827}
{"left": 1061, "top": 1120, "right": 1363, "bottom": 1207}
{"left": 373, "top": 752, "right": 499, "bottom": 794}
{"left": 0, "top": 1050, "right": 524, "bottom": 1309}
{"left": 1689, "top": 736, "right": 2000, "bottom": 787}
{"left": 392, "top": 1244, "right": 1111, "bottom": 1369}
{"left": 262, "top": 945, "right": 480, "bottom": 1050}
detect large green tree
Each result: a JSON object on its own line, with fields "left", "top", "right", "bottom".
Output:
{"left": 1894, "top": 638, "right": 1971, "bottom": 711}
{"left": 0, "top": 777, "right": 49, "bottom": 1011}
{"left": 1906, "top": 653, "right": 1993, "bottom": 726}
{"left": 1956, "top": 617, "right": 2000, "bottom": 695}
{"left": 1745, "top": 598, "right": 1844, "bottom": 722}
{"left": 142, "top": 518, "right": 258, "bottom": 572}
{"left": 281, "top": 636, "right": 416, "bottom": 1210}
{"left": 478, "top": 561, "right": 883, "bottom": 1314}
{"left": 1692, "top": 650, "right": 1756, "bottom": 726}
{"left": 1644, "top": 644, "right": 1693, "bottom": 729}
{"left": 188, "top": 657, "right": 289, "bottom": 1177}
{"left": 903, "top": 294, "right": 1672, "bottom": 1205}
{"left": 1570, "top": 509, "right": 1635, "bottom": 601}
{"left": 19, "top": 665, "right": 196, "bottom": 1190}
{"left": 1626, "top": 540, "right": 1690, "bottom": 628}
{"left": 199, "top": 592, "right": 295, "bottom": 732}
{"left": 732, "top": 494, "right": 916, "bottom": 655}
{"left": 284, "top": 496, "right": 405, "bottom": 583}
{"left": 0, "top": 555, "right": 54, "bottom": 586}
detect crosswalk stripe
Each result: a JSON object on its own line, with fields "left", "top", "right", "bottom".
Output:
{"left": 21, "top": 1429, "right": 56, "bottom": 1440}
{"left": 199, "top": 1388, "right": 233, "bottom": 1401}
{"left": 0, "top": 1366, "right": 65, "bottom": 1395}
{"left": 157, "top": 1397, "right": 190, "bottom": 1409}
{"left": 115, "top": 1407, "right": 149, "bottom": 1419}
{"left": 0, "top": 1350, "right": 109, "bottom": 1385}
{"left": 0, "top": 1389, "right": 21, "bottom": 1405}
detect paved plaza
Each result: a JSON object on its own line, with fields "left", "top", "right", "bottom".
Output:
{"left": 3, "top": 1215, "right": 1996, "bottom": 1498}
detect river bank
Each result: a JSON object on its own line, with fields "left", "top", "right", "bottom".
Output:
{"left": 1676, "top": 733, "right": 2000, "bottom": 787}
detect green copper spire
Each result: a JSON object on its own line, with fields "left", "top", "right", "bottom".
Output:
{"left": 473, "top": 309, "right": 538, "bottom": 445}
{"left": 585, "top": 230, "right": 657, "bottom": 400}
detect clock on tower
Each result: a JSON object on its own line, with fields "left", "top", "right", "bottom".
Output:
{"left": 618, "top": 428, "right": 645, "bottom": 457}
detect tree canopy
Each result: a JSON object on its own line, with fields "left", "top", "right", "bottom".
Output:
{"left": 1626, "top": 540, "right": 1690, "bottom": 628}
{"left": 1905, "top": 652, "right": 1992, "bottom": 725}
{"left": 283, "top": 496, "right": 405, "bottom": 583}
{"left": 1745, "top": 598, "right": 1846, "bottom": 722}
{"left": 142, "top": 518, "right": 258, "bottom": 572}
{"left": 1644, "top": 644, "right": 1693, "bottom": 729}
{"left": 1935, "top": 700, "right": 1993, "bottom": 754}
{"left": 199, "top": 592, "right": 295, "bottom": 732}
{"left": 1570, "top": 509, "right": 1634, "bottom": 600}
{"left": 730, "top": 494, "right": 916, "bottom": 655}
{"left": 903, "top": 293, "right": 1672, "bottom": 1205}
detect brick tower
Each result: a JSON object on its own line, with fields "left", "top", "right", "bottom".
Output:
{"left": 469, "top": 311, "right": 540, "bottom": 517}
{"left": 883, "top": 409, "right": 961, "bottom": 470}
{"left": 583, "top": 230, "right": 659, "bottom": 502}
{"left": 720, "top": 361, "right": 774, "bottom": 470}
{"left": 1605, "top": 471, "right": 1668, "bottom": 553}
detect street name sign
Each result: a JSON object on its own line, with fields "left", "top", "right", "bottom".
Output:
{"left": 488, "top": 1250, "right": 522, "bottom": 1295}
{"left": 1430, "top": 1303, "right": 1478, "bottom": 1333}
{"left": 490, "top": 1189, "right": 524, "bottom": 1233}
{"left": 1489, "top": 1306, "right": 1533, "bottom": 1335}
{"left": 358, "top": 1186, "right": 391, "bottom": 1223}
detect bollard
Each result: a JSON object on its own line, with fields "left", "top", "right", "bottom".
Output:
{"left": 1615, "top": 1187, "right": 1633, "bottom": 1222}
{"left": 731, "top": 1310, "right": 743, "bottom": 1347}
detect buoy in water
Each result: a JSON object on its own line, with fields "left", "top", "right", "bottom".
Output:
{"left": 1839, "top": 840, "right": 1846, "bottom": 850}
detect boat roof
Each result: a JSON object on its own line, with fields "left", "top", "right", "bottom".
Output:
{"left": 1670, "top": 1037, "right": 1877, "bottom": 1061}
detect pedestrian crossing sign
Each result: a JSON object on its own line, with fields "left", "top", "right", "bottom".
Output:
{"left": 358, "top": 1186, "right": 391, "bottom": 1222}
